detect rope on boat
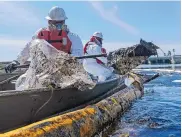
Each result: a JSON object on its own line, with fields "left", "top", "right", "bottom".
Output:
{"left": 31, "top": 85, "right": 54, "bottom": 122}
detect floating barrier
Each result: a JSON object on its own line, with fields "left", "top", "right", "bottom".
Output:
{"left": 0, "top": 88, "right": 142, "bottom": 137}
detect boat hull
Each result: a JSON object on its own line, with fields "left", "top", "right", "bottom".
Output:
{"left": 0, "top": 77, "right": 120, "bottom": 132}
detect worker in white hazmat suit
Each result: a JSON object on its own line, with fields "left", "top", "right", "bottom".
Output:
{"left": 83, "top": 32, "right": 114, "bottom": 82}
{"left": 5, "top": 6, "right": 83, "bottom": 73}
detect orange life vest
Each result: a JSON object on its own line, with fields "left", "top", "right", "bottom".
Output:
{"left": 37, "top": 29, "right": 72, "bottom": 54}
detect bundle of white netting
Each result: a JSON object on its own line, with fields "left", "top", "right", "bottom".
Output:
{"left": 16, "top": 39, "right": 96, "bottom": 91}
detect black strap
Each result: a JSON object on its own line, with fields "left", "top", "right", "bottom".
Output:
{"left": 40, "top": 31, "right": 43, "bottom": 36}
{"left": 58, "top": 30, "right": 62, "bottom": 36}
{"left": 47, "top": 40, "right": 63, "bottom": 43}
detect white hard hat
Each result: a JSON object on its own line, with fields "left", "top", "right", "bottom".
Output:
{"left": 93, "top": 32, "right": 103, "bottom": 39}
{"left": 45, "top": 6, "right": 68, "bottom": 21}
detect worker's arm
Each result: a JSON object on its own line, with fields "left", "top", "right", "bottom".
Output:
{"left": 68, "top": 32, "right": 83, "bottom": 57}
{"left": 16, "top": 28, "right": 45, "bottom": 65}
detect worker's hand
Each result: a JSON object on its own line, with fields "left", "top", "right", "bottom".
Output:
{"left": 72, "top": 56, "right": 77, "bottom": 60}
{"left": 108, "top": 66, "right": 114, "bottom": 72}
{"left": 108, "top": 66, "right": 119, "bottom": 74}
{"left": 112, "top": 69, "right": 120, "bottom": 75}
{"left": 5, "top": 60, "right": 20, "bottom": 73}
{"left": 103, "top": 53, "right": 107, "bottom": 57}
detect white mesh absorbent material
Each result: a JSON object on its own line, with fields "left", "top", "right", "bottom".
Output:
{"left": 16, "top": 39, "right": 96, "bottom": 91}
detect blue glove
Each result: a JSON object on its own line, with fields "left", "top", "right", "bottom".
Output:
{"left": 5, "top": 60, "right": 20, "bottom": 73}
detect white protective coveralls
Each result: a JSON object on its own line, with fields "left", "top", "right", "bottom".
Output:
{"left": 15, "top": 28, "right": 84, "bottom": 90}
{"left": 83, "top": 41, "right": 113, "bottom": 82}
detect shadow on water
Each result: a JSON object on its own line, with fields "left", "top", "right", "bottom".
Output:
{"left": 103, "top": 70, "right": 181, "bottom": 137}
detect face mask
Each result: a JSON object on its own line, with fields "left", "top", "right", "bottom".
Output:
{"left": 49, "top": 22, "right": 63, "bottom": 30}
{"left": 99, "top": 39, "right": 103, "bottom": 45}
{"left": 95, "top": 37, "right": 103, "bottom": 46}
{"left": 55, "top": 23, "right": 63, "bottom": 30}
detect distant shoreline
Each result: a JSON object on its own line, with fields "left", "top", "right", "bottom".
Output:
{"left": 136, "top": 64, "right": 181, "bottom": 69}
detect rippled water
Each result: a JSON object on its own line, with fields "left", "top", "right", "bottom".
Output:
{"left": 107, "top": 69, "right": 181, "bottom": 137}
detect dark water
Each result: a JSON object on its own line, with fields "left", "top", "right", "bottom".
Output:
{"left": 108, "top": 70, "right": 181, "bottom": 137}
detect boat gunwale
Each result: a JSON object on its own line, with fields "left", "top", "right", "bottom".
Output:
{"left": 0, "top": 77, "right": 120, "bottom": 97}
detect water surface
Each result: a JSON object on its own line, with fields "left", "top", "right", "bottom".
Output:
{"left": 107, "top": 69, "right": 181, "bottom": 137}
